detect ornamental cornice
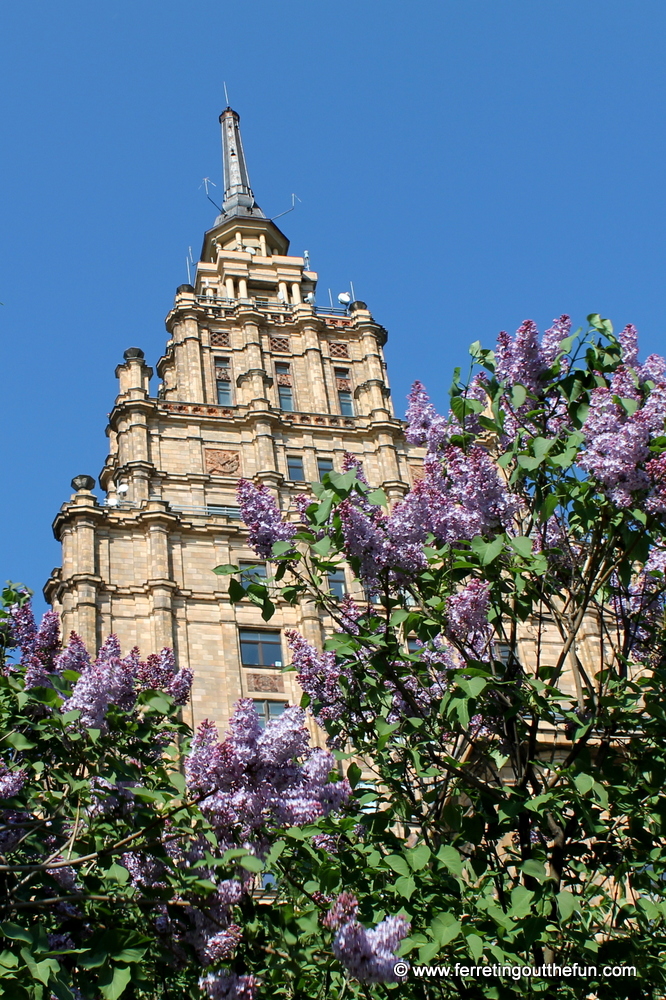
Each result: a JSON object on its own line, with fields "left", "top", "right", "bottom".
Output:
{"left": 236, "top": 369, "right": 274, "bottom": 388}
{"left": 353, "top": 379, "right": 391, "bottom": 399}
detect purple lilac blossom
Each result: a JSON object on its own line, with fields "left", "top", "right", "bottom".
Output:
{"left": 168, "top": 668, "right": 194, "bottom": 705}
{"left": 405, "top": 380, "right": 437, "bottom": 446}
{"left": 237, "top": 479, "right": 297, "bottom": 558}
{"left": 446, "top": 579, "right": 493, "bottom": 660}
{"left": 311, "top": 833, "right": 339, "bottom": 853}
{"left": 611, "top": 573, "right": 663, "bottom": 666}
{"left": 9, "top": 604, "right": 62, "bottom": 689}
{"left": 579, "top": 387, "right": 651, "bottom": 507}
{"left": 285, "top": 630, "right": 345, "bottom": 723}
{"left": 541, "top": 315, "right": 572, "bottom": 367}
{"left": 325, "top": 894, "right": 411, "bottom": 983}
{"left": 204, "top": 924, "right": 243, "bottom": 963}
{"left": 646, "top": 547, "right": 666, "bottom": 576}
{"left": 640, "top": 354, "right": 666, "bottom": 384}
{"left": 199, "top": 971, "right": 258, "bottom": 1000}
{"left": 0, "top": 761, "right": 27, "bottom": 799}
{"left": 619, "top": 324, "right": 640, "bottom": 367}
{"left": 185, "top": 700, "right": 350, "bottom": 854}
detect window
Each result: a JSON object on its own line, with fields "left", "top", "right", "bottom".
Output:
{"left": 317, "top": 457, "right": 334, "bottom": 479}
{"left": 335, "top": 367, "right": 354, "bottom": 416}
{"left": 215, "top": 356, "right": 233, "bottom": 406}
{"left": 276, "top": 362, "right": 294, "bottom": 411}
{"left": 287, "top": 455, "right": 305, "bottom": 481}
{"left": 239, "top": 629, "right": 282, "bottom": 668}
{"left": 327, "top": 568, "right": 346, "bottom": 599}
{"left": 239, "top": 561, "right": 268, "bottom": 587}
{"left": 407, "top": 638, "right": 421, "bottom": 654}
{"left": 253, "top": 699, "right": 288, "bottom": 728}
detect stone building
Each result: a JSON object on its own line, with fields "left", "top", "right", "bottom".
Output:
{"left": 44, "top": 107, "right": 420, "bottom": 732}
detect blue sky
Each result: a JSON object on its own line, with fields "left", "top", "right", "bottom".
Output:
{"left": 3, "top": 1, "right": 666, "bottom": 614}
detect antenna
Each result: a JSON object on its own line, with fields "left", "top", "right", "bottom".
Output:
{"left": 350, "top": 281, "right": 356, "bottom": 302}
{"left": 271, "top": 193, "right": 301, "bottom": 222}
{"left": 328, "top": 288, "right": 333, "bottom": 308}
{"left": 186, "top": 254, "right": 192, "bottom": 285}
{"left": 200, "top": 177, "right": 222, "bottom": 213}
{"left": 223, "top": 81, "right": 230, "bottom": 108}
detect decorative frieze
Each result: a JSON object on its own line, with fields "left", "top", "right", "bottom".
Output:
{"left": 269, "top": 336, "right": 290, "bottom": 353}
{"left": 205, "top": 449, "right": 241, "bottom": 476}
{"left": 330, "top": 341, "right": 349, "bottom": 358}
{"left": 246, "top": 673, "right": 285, "bottom": 693}
{"left": 210, "top": 331, "right": 231, "bottom": 348}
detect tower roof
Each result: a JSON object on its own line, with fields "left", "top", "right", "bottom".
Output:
{"left": 218, "top": 107, "right": 266, "bottom": 221}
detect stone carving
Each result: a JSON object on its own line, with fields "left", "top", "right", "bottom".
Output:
{"left": 247, "top": 673, "right": 284, "bottom": 693}
{"left": 410, "top": 464, "right": 425, "bottom": 483}
{"left": 205, "top": 449, "right": 241, "bottom": 476}
{"left": 330, "top": 341, "right": 349, "bottom": 358}
{"left": 210, "top": 331, "right": 231, "bottom": 347}
{"left": 336, "top": 377, "right": 352, "bottom": 391}
{"left": 276, "top": 372, "right": 292, "bottom": 386}
{"left": 269, "top": 336, "right": 290, "bottom": 353}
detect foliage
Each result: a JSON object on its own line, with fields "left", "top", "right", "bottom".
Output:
{"left": 0, "top": 587, "right": 348, "bottom": 1000}
{"left": 218, "top": 315, "right": 666, "bottom": 998}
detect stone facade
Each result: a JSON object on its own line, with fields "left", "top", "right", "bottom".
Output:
{"left": 44, "top": 108, "right": 420, "bottom": 733}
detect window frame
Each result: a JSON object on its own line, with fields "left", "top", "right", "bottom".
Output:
{"left": 214, "top": 355, "right": 233, "bottom": 406}
{"left": 239, "top": 629, "right": 283, "bottom": 668}
{"left": 287, "top": 455, "right": 305, "bottom": 482}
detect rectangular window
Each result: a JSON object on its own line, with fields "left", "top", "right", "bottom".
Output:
{"left": 239, "top": 629, "right": 282, "bottom": 668}
{"left": 287, "top": 455, "right": 305, "bottom": 481}
{"left": 338, "top": 390, "right": 354, "bottom": 416}
{"left": 327, "top": 568, "right": 346, "bottom": 599}
{"left": 215, "top": 356, "right": 233, "bottom": 406}
{"left": 253, "top": 699, "right": 287, "bottom": 728}
{"left": 317, "top": 457, "right": 334, "bottom": 479}
{"left": 275, "top": 363, "right": 294, "bottom": 411}
{"left": 239, "top": 561, "right": 268, "bottom": 587}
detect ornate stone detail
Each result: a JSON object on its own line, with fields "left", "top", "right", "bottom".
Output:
{"left": 276, "top": 372, "right": 292, "bottom": 387}
{"left": 269, "top": 336, "right": 290, "bottom": 353}
{"left": 409, "top": 464, "right": 425, "bottom": 483}
{"left": 335, "top": 378, "right": 352, "bottom": 391}
{"left": 324, "top": 317, "right": 352, "bottom": 329}
{"left": 330, "top": 341, "right": 349, "bottom": 358}
{"left": 210, "top": 331, "right": 231, "bottom": 348}
{"left": 162, "top": 403, "right": 234, "bottom": 417}
{"left": 205, "top": 449, "right": 241, "bottom": 476}
{"left": 215, "top": 366, "right": 231, "bottom": 381}
{"left": 247, "top": 672, "right": 285, "bottom": 693}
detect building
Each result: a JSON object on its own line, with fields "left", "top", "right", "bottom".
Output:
{"left": 44, "top": 107, "right": 420, "bottom": 732}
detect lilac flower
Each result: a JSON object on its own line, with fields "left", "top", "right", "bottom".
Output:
{"left": 199, "top": 971, "right": 258, "bottom": 1000}
{"left": 61, "top": 635, "right": 136, "bottom": 729}
{"left": 405, "top": 380, "right": 437, "bottom": 446}
{"left": 325, "top": 893, "right": 411, "bottom": 983}
{"left": 646, "top": 453, "right": 666, "bottom": 513}
{"left": 0, "top": 809, "right": 31, "bottom": 853}
{"left": 0, "top": 760, "right": 27, "bottom": 799}
{"left": 55, "top": 632, "right": 91, "bottom": 674}
{"left": 495, "top": 320, "right": 543, "bottom": 393}
{"left": 339, "top": 498, "right": 391, "bottom": 583}
{"left": 640, "top": 354, "right": 666, "bottom": 384}
{"left": 541, "top": 314, "right": 572, "bottom": 367}
{"left": 204, "top": 924, "right": 243, "bottom": 963}
{"left": 168, "top": 668, "right": 193, "bottom": 705}
{"left": 237, "top": 479, "right": 296, "bottom": 558}
{"left": 311, "top": 833, "right": 339, "bottom": 853}
{"left": 619, "top": 323, "right": 639, "bottom": 367}
{"left": 9, "top": 604, "right": 62, "bottom": 688}
{"left": 185, "top": 701, "right": 350, "bottom": 853}
{"left": 285, "top": 630, "right": 345, "bottom": 723}
{"left": 8, "top": 601, "right": 37, "bottom": 650}
{"left": 341, "top": 452, "right": 370, "bottom": 485}
{"left": 579, "top": 386, "right": 651, "bottom": 507}
{"left": 137, "top": 648, "right": 175, "bottom": 689}
{"left": 446, "top": 579, "right": 493, "bottom": 660}
{"left": 646, "top": 546, "right": 666, "bottom": 576}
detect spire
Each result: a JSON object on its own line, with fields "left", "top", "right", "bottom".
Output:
{"left": 219, "top": 107, "right": 266, "bottom": 220}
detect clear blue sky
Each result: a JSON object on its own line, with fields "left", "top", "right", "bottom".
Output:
{"left": 3, "top": 1, "right": 666, "bottom": 615}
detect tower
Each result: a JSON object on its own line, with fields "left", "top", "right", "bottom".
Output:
{"left": 44, "top": 108, "right": 421, "bottom": 730}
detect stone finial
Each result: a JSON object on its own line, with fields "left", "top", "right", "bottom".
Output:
{"left": 123, "top": 347, "right": 145, "bottom": 360}
{"left": 71, "top": 474, "right": 96, "bottom": 492}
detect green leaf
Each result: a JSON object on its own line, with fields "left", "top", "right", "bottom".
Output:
{"left": 367, "top": 488, "right": 388, "bottom": 507}
{"left": 430, "top": 913, "right": 461, "bottom": 946}
{"left": 212, "top": 564, "right": 239, "bottom": 575}
{"left": 470, "top": 534, "right": 505, "bottom": 565}
{"left": 436, "top": 845, "right": 462, "bottom": 877}
{"left": 574, "top": 773, "right": 595, "bottom": 795}
{"left": 511, "top": 384, "right": 527, "bottom": 408}
{"left": 105, "top": 863, "right": 129, "bottom": 885}
{"left": 395, "top": 875, "right": 416, "bottom": 899}
{"left": 1, "top": 923, "right": 34, "bottom": 944}
{"left": 271, "top": 540, "right": 295, "bottom": 556}
{"left": 239, "top": 854, "right": 265, "bottom": 873}
{"left": 407, "top": 844, "right": 432, "bottom": 871}
{"left": 510, "top": 536, "right": 533, "bottom": 558}
{"left": 510, "top": 884, "right": 534, "bottom": 918}
{"left": 6, "top": 733, "right": 37, "bottom": 751}
{"left": 20, "top": 948, "right": 59, "bottom": 985}
{"left": 521, "top": 859, "right": 546, "bottom": 883}
{"left": 466, "top": 933, "right": 483, "bottom": 962}
{"left": 557, "top": 890, "right": 578, "bottom": 922}
{"left": 347, "top": 762, "right": 363, "bottom": 788}
{"left": 312, "top": 536, "right": 332, "bottom": 556}
{"left": 99, "top": 964, "right": 132, "bottom": 1000}
{"left": 384, "top": 854, "right": 411, "bottom": 877}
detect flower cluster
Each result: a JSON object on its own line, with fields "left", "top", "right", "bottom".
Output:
{"left": 199, "top": 971, "right": 258, "bottom": 1000}
{"left": 495, "top": 316, "right": 571, "bottom": 393}
{"left": 445, "top": 578, "right": 493, "bottom": 660}
{"left": 0, "top": 759, "right": 27, "bottom": 799}
{"left": 8, "top": 603, "right": 61, "bottom": 688}
{"left": 237, "top": 479, "right": 296, "bottom": 558}
{"left": 578, "top": 345, "right": 666, "bottom": 507}
{"left": 324, "top": 893, "right": 410, "bottom": 983}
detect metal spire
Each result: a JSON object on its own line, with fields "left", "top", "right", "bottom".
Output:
{"left": 218, "top": 107, "right": 266, "bottom": 220}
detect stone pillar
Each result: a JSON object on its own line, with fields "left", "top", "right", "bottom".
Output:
{"left": 301, "top": 321, "right": 329, "bottom": 412}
